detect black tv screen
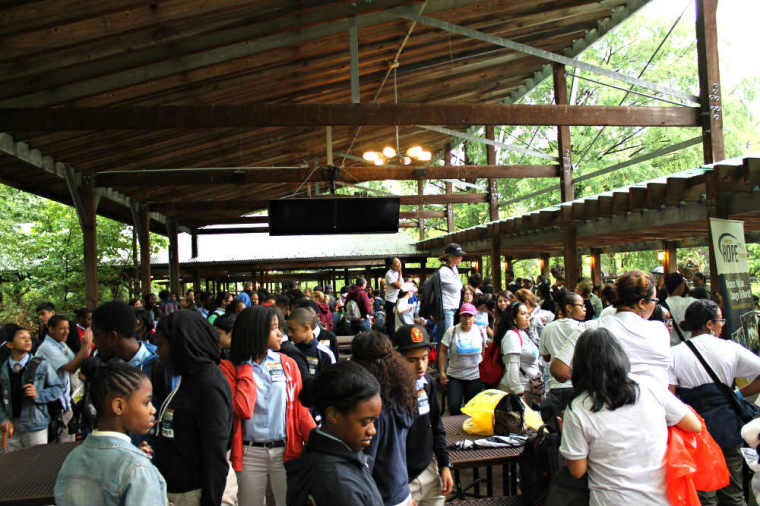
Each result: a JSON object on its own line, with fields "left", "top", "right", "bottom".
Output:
{"left": 268, "top": 198, "right": 400, "bottom": 236}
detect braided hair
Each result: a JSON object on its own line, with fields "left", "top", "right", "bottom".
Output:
{"left": 81, "top": 358, "right": 147, "bottom": 417}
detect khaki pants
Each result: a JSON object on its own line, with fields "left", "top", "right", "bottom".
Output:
{"left": 5, "top": 418, "right": 47, "bottom": 452}
{"left": 237, "top": 445, "right": 286, "bottom": 506}
{"left": 409, "top": 459, "right": 445, "bottom": 506}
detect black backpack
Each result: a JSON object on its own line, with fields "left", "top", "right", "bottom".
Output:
{"left": 22, "top": 357, "right": 64, "bottom": 442}
{"left": 494, "top": 393, "right": 526, "bottom": 435}
{"left": 518, "top": 425, "right": 561, "bottom": 506}
{"left": 419, "top": 270, "right": 443, "bottom": 320}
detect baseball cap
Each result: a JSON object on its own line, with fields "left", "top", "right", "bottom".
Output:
{"left": 459, "top": 303, "right": 477, "bottom": 316}
{"left": 444, "top": 243, "right": 466, "bottom": 256}
{"left": 395, "top": 324, "right": 433, "bottom": 352}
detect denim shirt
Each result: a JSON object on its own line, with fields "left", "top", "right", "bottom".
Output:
{"left": 0, "top": 354, "right": 63, "bottom": 431}
{"left": 55, "top": 431, "right": 168, "bottom": 506}
{"left": 35, "top": 336, "right": 75, "bottom": 411}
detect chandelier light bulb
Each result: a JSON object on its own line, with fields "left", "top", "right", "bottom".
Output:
{"left": 363, "top": 151, "right": 379, "bottom": 162}
{"left": 382, "top": 146, "right": 396, "bottom": 158}
{"left": 418, "top": 150, "right": 432, "bottom": 161}
{"left": 407, "top": 145, "right": 423, "bottom": 158}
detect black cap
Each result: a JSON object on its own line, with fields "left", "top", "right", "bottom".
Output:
{"left": 395, "top": 324, "right": 433, "bottom": 352}
{"left": 444, "top": 243, "right": 466, "bottom": 256}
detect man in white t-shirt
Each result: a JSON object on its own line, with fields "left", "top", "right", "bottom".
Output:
{"left": 664, "top": 272, "right": 697, "bottom": 345}
{"left": 384, "top": 257, "right": 403, "bottom": 334}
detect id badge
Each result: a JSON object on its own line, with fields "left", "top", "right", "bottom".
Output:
{"left": 161, "top": 409, "right": 175, "bottom": 439}
{"left": 417, "top": 389, "right": 430, "bottom": 416}
{"left": 268, "top": 362, "right": 286, "bottom": 383}
{"left": 306, "top": 356, "right": 319, "bottom": 376}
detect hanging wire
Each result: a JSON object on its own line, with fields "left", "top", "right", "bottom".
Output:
{"left": 575, "top": 1, "right": 691, "bottom": 166}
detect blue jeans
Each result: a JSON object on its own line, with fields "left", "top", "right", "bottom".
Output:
{"left": 351, "top": 318, "right": 371, "bottom": 334}
{"left": 435, "top": 308, "right": 457, "bottom": 342}
{"left": 447, "top": 377, "right": 483, "bottom": 415}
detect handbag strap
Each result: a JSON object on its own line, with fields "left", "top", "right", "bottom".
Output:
{"left": 662, "top": 299, "right": 746, "bottom": 418}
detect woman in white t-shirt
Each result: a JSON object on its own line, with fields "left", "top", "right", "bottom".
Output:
{"left": 438, "top": 303, "right": 486, "bottom": 415}
{"left": 497, "top": 302, "right": 543, "bottom": 408}
{"left": 561, "top": 327, "right": 700, "bottom": 506}
{"left": 670, "top": 299, "right": 760, "bottom": 506}
{"left": 393, "top": 283, "right": 420, "bottom": 335}
{"left": 550, "top": 270, "right": 672, "bottom": 388}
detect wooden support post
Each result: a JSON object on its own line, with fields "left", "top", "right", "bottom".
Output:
{"left": 81, "top": 177, "right": 99, "bottom": 309}
{"left": 696, "top": 0, "right": 724, "bottom": 164}
{"left": 167, "top": 218, "right": 180, "bottom": 296}
{"left": 553, "top": 64, "right": 574, "bottom": 202}
{"left": 191, "top": 230, "right": 198, "bottom": 258}
{"left": 540, "top": 254, "right": 550, "bottom": 278}
{"left": 564, "top": 226, "right": 578, "bottom": 291}
{"left": 663, "top": 241, "right": 679, "bottom": 274}
{"left": 491, "top": 237, "right": 502, "bottom": 291}
{"left": 444, "top": 143, "right": 455, "bottom": 233}
{"left": 193, "top": 269, "right": 201, "bottom": 293}
{"left": 417, "top": 179, "right": 425, "bottom": 240}
{"left": 590, "top": 248, "right": 602, "bottom": 287}
{"left": 64, "top": 167, "right": 99, "bottom": 309}
{"left": 486, "top": 126, "right": 499, "bottom": 221}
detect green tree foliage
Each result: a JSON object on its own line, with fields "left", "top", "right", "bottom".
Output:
{"left": 403, "top": 4, "right": 759, "bottom": 278}
{"left": 0, "top": 185, "right": 166, "bottom": 320}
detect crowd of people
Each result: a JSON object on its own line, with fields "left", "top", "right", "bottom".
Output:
{"left": 0, "top": 242, "right": 759, "bottom": 506}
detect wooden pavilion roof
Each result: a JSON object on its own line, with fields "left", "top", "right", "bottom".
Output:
{"left": 0, "top": 0, "right": 654, "bottom": 232}
{"left": 416, "top": 154, "right": 760, "bottom": 258}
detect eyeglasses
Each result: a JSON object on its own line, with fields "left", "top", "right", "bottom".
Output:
{"left": 712, "top": 318, "right": 726, "bottom": 324}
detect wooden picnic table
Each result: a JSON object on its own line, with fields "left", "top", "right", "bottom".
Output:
{"left": 443, "top": 414, "right": 523, "bottom": 500}
{"left": 0, "top": 441, "right": 78, "bottom": 505}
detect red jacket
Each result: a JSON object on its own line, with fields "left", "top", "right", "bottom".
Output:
{"left": 219, "top": 354, "right": 315, "bottom": 471}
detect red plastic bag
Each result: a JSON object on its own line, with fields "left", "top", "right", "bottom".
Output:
{"left": 665, "top": 426, "right": 700, "bottom": 506}
{"left": 665, "top": 411, "right": 729, "bottom": 506}
{"left": 691, "top": 413, "right": 729, "bottom": 491}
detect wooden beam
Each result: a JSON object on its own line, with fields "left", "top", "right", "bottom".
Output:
{"left": 195, "top": 227, "right": 269, "bottom": 235}
{"left": 151, "top": 193, "right": 487, "bottom": 213}
{"left": 167, "top": 218, "right": 180, "bottom": 296}
{"left": 491, "top": 236, "right": 502, "bottom": 291}
{"left": 696, "top": 0, "right": 724, "bottom": 163}
{"left": 445, "top": 144, "right": 455, "bottom": 233}
{"left": 553, "top": 64, "right": 574, "bottom": 202}
{"left": 564, "top": 225, "right": 578, "bottom": 291}
{"left": 63, "top": 168, "right": 99, "bottom": 308}
{"left": 663, "top": 241, "right": 678, "bottom": 274}
{"left": 94, "top": 164, "right": 559, "bottom": 187}
{"left": 417, "top": 179, "right": 425, "bottom": 240}
{"left": 1, "top": 104, "right": 702, "bottom": 129}
{"left": 486, "top": 126, "right": 499, "bottom": 221}
{"left": 590, "top": 248, "right": 602, "bottom": 287}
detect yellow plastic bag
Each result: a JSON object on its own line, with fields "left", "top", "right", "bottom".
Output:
{"left": 461, "top": 389, "right": 506, "bottom": 435}
{"left": 461, "top": 389, "right": 545, "bottom": 435}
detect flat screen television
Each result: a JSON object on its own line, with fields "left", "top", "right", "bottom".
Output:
{"left": 268, "top": 197, "right": 400, "bottom": 236}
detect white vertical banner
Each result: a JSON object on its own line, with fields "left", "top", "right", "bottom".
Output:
{"left": 710, "top": 218, "right": 757, "bottom": 350}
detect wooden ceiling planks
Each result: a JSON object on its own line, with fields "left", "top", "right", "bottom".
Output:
{"left": 1, "top": 0, "right": 653, "bottom": 229}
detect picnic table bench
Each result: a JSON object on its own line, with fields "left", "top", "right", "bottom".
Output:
{"left": 443, "top": 414, "right": 523, "bottom": 500}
